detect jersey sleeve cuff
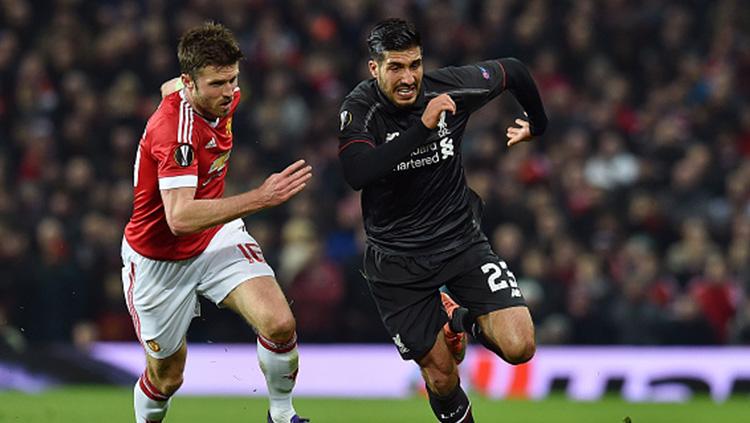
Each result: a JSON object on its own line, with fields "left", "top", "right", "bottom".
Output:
{"left": 158, "top": 175, "right": 198, "bottom": 190}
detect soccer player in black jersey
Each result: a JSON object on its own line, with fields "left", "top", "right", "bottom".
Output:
{"left": 338, "top": 18, "right": 548, "bottom": 422}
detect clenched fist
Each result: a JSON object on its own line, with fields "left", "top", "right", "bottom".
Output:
{"left": 421, "top": 94, "right": 456, "bottom": 129}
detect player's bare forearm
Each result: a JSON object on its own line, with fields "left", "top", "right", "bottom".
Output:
{"left": 162, "top": 160, "right": 312, "bottom": 235}
{"left": 162, "top": 189, "right": 268, "bottom": 235}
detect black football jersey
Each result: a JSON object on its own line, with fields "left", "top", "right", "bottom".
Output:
{"left": 339, "top": 60, "right": 509, "bottom": 255}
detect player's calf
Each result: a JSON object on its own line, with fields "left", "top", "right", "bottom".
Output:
{"left": 417, "top": 332, "right": 473, "bottom": 422}
{"left": 134, "top": 370, "right": 174, "bottom": 423}
{"left": 258, "top": 332, "right": 302, "bottom": 423}
{"left": 134, "top": 343, "right": 187, "bottom": 422}
{"left": 418, "top": 331, "right": 459, "bottom": 395}
{"left": 145, "top": 347, "right": 187, "bottom": 396}
{"left": 146, "top": 369, "right": 184, "bottom": 397}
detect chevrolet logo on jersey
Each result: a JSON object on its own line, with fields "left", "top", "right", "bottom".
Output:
{"left": 209, "top": 151, "right": 231, "bottom": 174}
{"left": 173, "top": 144, "right": 194, "bottom": 167}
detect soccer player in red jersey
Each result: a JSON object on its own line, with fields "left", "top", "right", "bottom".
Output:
{"left": 122, "top": 22, "right": 311, "bottom": 423}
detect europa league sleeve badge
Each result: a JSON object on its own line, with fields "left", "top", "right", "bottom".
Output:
{"left": 173, "top": 144, "right": 195, "bottom": 167}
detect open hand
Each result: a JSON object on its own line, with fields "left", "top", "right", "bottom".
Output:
{"left": 506, "top": 118, "right": 534, "bottom": 147}
{"left": 257, "top": 160, "right": 312, "bottom": 207}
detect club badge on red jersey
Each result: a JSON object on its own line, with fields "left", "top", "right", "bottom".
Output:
{"left": 146, "top": 339, "right": 161, "bottom": 352}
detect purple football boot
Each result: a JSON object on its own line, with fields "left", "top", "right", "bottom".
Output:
{"left": 267, "top": 412, "right": 309, "bottom": 423}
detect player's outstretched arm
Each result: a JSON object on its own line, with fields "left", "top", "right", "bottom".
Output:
{"left": 339, "top": 94, "right": 455, "bottom": 190}
{"left": 498, "top": 58, "right": 548, "bottom": 146}
{"left": 162, "top": 160, "right": 312, "bottom": 236}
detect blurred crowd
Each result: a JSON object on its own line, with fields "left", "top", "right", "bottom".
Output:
{"left": 1, "top": 0, "right": 749, "bottom": 351}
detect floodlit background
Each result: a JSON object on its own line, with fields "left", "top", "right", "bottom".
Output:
{"left": 1, "top": 0, "right": 749, "bottom": 421}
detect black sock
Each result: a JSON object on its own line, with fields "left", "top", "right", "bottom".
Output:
{"left": 448, "top": 307, "right": 470, "bottom": 333}
{"left": 426, "top": 382, "right": 474, "bottom": 423}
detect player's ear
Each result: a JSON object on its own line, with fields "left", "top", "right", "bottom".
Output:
{"left": 368, "top": 60, "right": 378, "bottom": 79}
{"left": 181, "top": 73, "right": 194, "bottom": 91}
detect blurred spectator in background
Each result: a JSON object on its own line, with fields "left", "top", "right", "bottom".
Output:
{"left": 0, "top": 0, "right": 748, "bottom": 348}
{"left": 688, "top": 253, "right": 739, "bottom": 343}
{"left": 283, "top": 218, "right": 345, "bottom": 341}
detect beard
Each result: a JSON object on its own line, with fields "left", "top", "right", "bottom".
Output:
{"left": 380, "top": 79, "right": 420, "bottom": 107}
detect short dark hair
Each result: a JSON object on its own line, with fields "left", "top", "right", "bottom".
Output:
{"left": 367, "top": 18, "right": 421, "bottom": 62}
{"left": 178, "top": 22, "right": 244, "bottom": 78}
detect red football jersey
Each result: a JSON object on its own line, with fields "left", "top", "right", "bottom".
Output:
{"left": 125, "top": 88, "right": 240, "bottom": 260}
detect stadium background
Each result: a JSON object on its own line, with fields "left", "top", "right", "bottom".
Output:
{"left": 1, "top": 0, "right": 750, "bottom": 421}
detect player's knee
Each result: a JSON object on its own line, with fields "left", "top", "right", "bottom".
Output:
{"left": 152, "top": 371, "right": 184, "bottom": 396}
{"left": 160, "top": 375, "right": 184, "bottom": 396}
{"left": 262, "top": 313, "right": 296, "bottom": 344}
{"left": 503, "top": 337, "right": 536, "bottom": 365}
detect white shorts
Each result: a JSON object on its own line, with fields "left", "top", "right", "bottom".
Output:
{"left": 121, "top": 219, "right": 275, "bottom": 359}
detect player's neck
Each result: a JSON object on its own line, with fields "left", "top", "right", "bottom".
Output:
{"left": 183, "top": 89, "right": 220, "bottom": 122}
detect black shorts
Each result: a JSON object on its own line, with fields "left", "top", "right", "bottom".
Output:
{"left": 363, "top": 240, "right": 527, "bottom": 360}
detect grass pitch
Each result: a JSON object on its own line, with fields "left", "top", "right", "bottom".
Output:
{"left": 0, "top": 387, "right": 748, "bottom": 422}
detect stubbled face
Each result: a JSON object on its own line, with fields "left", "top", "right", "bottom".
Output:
{"left": 369, "top": 47, "right": 423, "bottom": 108}
{"left": 182, "top": 63, "right": 239, "bottom": 119}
